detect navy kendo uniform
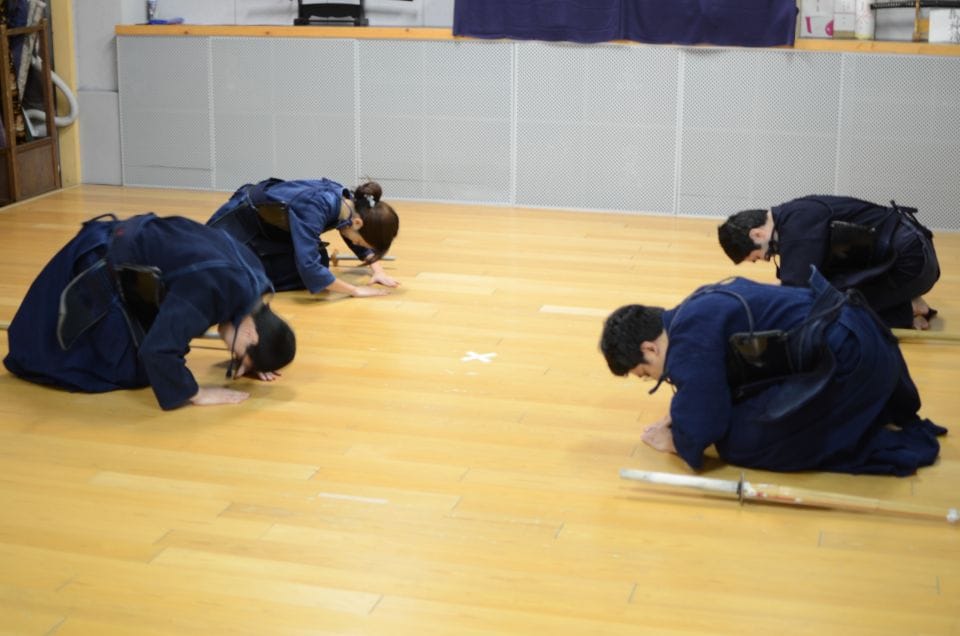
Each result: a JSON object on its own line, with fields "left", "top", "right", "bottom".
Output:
{"left": 771, "top": 195, "right": 939, "bottom": 328}
{"left": 3, "top": 214, "right": 272, "bottom": 410}
{"left": 207, "top": 178, "right": 374, "bottom": 293}
{"left": 656, "top": 272, "right": 946, "bottom": 475}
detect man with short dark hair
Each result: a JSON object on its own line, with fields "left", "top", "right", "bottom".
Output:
{"left": 600, "top": 271, "right": 946, "bottom": 475}
{"left": 717, "top": 195, "right": 940, "bottom": 329}
{"left": 4, "top": 213, "right": 296, "bottom": 409}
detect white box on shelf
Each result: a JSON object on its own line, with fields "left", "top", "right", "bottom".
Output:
{"left": 929, "top": 9, "right": 960, "bottom": 43}
{"left": 833, "top": 0, "right": 856, "bottom": 38}
{"left": 801, "top": 0, "right": 834, "bottom": 38}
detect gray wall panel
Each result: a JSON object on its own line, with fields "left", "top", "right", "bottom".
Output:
{"left": 274, "top": 113, "right": 356, "bottom": 187}
{"left": 357, "top": 38, "right": 425, "bottom": 192}
{"left": 516, "top": 44, "right": 678, "bottom": 212}
{"left": 837, "top": 54, "right": 960, "bottom": 230}
{"left": 212, "top": 112, "right": 275, "bottom": 190}
{"left": 118, "top": 37, "right": 212, "bottom": 188}
{"left": 270, "top": 40, "right": 356, "bottom": 114}
{"left": 422, "top": 119, "right": 511, "bottom": 201}
{"left": 357, "top": 40, "right": 513, "bottom": 203}
{"left": 211, "top": 38, "right": 356, "bottom": 189}
{"left": 120, "top": 110, "right": 211, "bottom": 170}
{"left": 207, "top": 34, "right": 275, "bottom": 187}
{"left": 677, "top": 129, "right": 754, "bottom": 213}
{"left": 78, "top": 91, "right": 122, "bottom": 186}
{"left": 116, "top": 36, "right": 960, "bottom": 229}
{"left": 211, "top": 38, "right": 273, "bottom": 113}
{"left": 678, "top": 49, "right": 843, "bottom": 217}
{"left": 122, "top": 166, "right": 213, "bottom": 190}
{"left": 751, "top": 133, "right": 837, "bottom": 202}
{"left": 358, "top": 116, "right": 428, "bottom": 198}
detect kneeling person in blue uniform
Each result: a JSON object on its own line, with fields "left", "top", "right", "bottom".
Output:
{"left": 600, "top": 270, "right": 946, "bottom": 475}
{"left": 717, "top": 195, "right": 940, "bottom": 329}
{"left": 3, "top": 213, "right": 296, "bottom": 410}
{"left": 208, "top": 178, "right": 400, "bottom": 298}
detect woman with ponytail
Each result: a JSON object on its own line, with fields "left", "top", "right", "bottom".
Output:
{"left": 207, "top": 177, "right": 400, "bottom": 298}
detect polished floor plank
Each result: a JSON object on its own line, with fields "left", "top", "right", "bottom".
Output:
{"left": 0, "top": 185, "right": 958, "bottom": 635}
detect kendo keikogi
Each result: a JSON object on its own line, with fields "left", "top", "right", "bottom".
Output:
{"left": 654, "top": 271, "right": 945, "bottom": 475}
{"left": 3, "top": 213, "right": 273, "bottom": 409}
{"left": 207, "top": 178, "right": 374, "bottom": 293}
{"left": 770, "top": 195, "right": 940, "bottom": 328}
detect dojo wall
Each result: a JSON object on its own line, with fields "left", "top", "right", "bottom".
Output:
{"left": 116, "top": 32, "right": 960, "bottom": 229}
{"left": 72, "top": 1, "right": 455, "bottom": 187}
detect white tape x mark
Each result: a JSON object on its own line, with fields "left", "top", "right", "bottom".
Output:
{"left": 461, "top": 351, "right": 497, "bottom": 363}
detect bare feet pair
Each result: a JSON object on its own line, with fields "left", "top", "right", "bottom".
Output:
{"left": 911, "top": 297, "right": 937, "bottom": 330}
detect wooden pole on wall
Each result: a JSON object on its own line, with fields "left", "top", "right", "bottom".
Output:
{"left": 50, "top": 0, "right": 80, "bottom": 188}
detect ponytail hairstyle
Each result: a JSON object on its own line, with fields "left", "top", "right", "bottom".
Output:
{"left": 352, "top": 181, "right": 399, "bottom": 263}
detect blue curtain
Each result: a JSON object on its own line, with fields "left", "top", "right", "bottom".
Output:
{"left": 453, "top": 0, "right": 797, "bottom": 47}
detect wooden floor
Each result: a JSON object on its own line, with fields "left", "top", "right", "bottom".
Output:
{"left": 0, "top": 185, "right": 958, "bottom": 635}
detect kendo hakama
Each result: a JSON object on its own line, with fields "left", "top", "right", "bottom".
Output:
{"left": 4, "top": 214, "right": 271, "bottom": 409}
{"left": 207, "top": 178, "right": 374, "bottom": 293}
{"left": 772, "top": 195, "right": 940, "bottom": 328}
{"left": 660, "top": 275, "right": 946, "bottom": 475}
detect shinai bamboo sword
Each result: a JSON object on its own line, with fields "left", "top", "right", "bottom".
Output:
{"left": 620, "top": 468, "right": 959, "bottom": 524}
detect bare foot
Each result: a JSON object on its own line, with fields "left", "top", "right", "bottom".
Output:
{"left": 911, "top": 297, "right": 938, "bottom": 329}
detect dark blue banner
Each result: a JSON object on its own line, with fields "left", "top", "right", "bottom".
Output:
{"left": 453, "top": 1, "right": 797, "bottom": 47}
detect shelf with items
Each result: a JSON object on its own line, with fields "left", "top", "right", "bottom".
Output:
{"left": 114, "top": 23, "right": 960, "bottom": 56}
{"left": 0, "top": 19, "right": 60, "bottom": 205}
{"left": 870, "top": 0, "right": 960, "bottom": 41}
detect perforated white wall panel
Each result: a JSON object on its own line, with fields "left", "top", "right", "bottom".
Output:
{"left": 356, "top": 40, "right": 513, "bottom": 202}
{"left": 117, "top": 36, "right": 960, "bottom": 230}
{"left": 118, "top": 37, "right": 213, "bottom": 189}
{"left": 836, "top": 54, "right": 960, "bottom": 230}
{"left": 211, "top": 37, "right": 357, "bottom": 191}
{"left": 515, "top": 43, "right": 679, "bottom": 214}
{"left": 677, "top": 49, "right": 843, "bottom": 218}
